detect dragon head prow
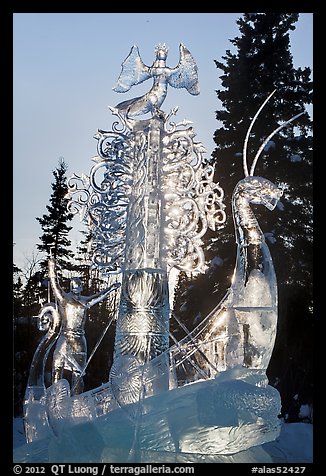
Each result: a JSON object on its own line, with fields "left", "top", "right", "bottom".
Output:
{"left": 234, "top": 176, "right": 283, "bottom": 211}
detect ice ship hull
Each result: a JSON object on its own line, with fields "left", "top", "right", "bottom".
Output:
{"left": 15, "top": 369, "right": 281, "bottom": 463}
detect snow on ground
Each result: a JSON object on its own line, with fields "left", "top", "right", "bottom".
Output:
{"left": 262, "top": 421, "right": 313, "bottom": 463}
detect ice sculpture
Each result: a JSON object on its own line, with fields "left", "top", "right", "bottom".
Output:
{"left": 23, "top": 303, "right": 61, "bottom": 443}
{"left": 166, "top": 91, "right": 303, "bottom": 385}
{"left": 23, "top": 259, "right": 120, "bottom": 443}
{"left": 18, "top": 46, "right": 305, "bottom": 462}
{"left": 16, "top": 375, "right": 282, "bottom": 463}
{"left": 48, "top": 256, "right": 121, "bottom": 395}
{"left": 168, "top": 176, "right": 283, "bottom": 382}
{"left": 113, "top": 43, "right": 199, "bottom": 117}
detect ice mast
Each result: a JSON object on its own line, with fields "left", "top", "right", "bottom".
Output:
{"left": 67, "top": 43, "right": 226, "bottom": 396}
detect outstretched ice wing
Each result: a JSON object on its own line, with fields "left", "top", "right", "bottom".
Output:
{"left": 167, "top": 43, "right": 200, "bottom": 95}
{"left": 113, "top": 45, "right": 151, "bottom": 93}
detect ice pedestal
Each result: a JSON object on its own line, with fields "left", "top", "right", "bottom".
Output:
{"left": 15, "top": 368, "right": 281, "bottom": 463}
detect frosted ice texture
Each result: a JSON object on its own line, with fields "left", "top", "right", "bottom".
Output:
{"left": 67, "top": 110, "right": 225, "bottom": 276}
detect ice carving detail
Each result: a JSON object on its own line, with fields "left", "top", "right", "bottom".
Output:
{"left": 113, "top": 43, "right": 199, "bottom": 117}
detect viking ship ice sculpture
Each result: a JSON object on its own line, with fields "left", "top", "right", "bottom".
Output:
{"left": 18, "top": 45, "right": 303, "bottom": 463}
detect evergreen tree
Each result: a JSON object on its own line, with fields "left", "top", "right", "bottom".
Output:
{"left": 21, "top": 271, "right": 45, "bottom": 317}
{"left": 13, "top": 263, "right": 24, "bottom": 317}
{"left": 14, "top": 264, "right": 45, "bottom": 416}
{"left": 74, "top": 229, "right": 93, "bottom": 293}
{"left": 36, "top": 158, "right": 75, "bottom": 276}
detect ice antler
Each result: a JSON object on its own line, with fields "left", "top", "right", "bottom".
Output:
{"left": 249, "top": 111, "right": 305, "bottom": 176}
{"left": 243, "top": 90, "right": 277, "bottom": 177}
{"left": 243, "top": 90, "right": 305, "bottom": 177}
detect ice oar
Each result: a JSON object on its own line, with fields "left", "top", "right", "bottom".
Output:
{"left": 71, "top": 314, "right": 115, "bottom": 393}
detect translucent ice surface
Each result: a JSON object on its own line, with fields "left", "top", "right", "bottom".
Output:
{"left": 15, "top": 369, "right": 281, "bottom": 463}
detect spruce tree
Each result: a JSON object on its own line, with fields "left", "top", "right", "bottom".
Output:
{"left": 73, "top": 229, "right": 94, "bottom": 293}
{"left": 211, "top": 13, "right": 313, "bottom": 420}
{"left": 13, "top": 263, "right": 24, "bottom": 318}
{"left": 36, "top": 158, "right": 74, "bottom": 275}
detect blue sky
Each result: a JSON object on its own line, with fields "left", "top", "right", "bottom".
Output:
{"left": 13, "top": 13, "right": 313, "bottom": 271}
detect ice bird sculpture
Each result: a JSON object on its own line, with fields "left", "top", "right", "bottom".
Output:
{"left": 113, "top": 43, "right": 199, "bottom": 117}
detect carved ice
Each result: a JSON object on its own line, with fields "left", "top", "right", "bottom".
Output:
{"left": 17, "top": 46, "right": 305, "bottom": 463}
{"left": 15, "top": 370, "right": 281, "bottom": 462}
